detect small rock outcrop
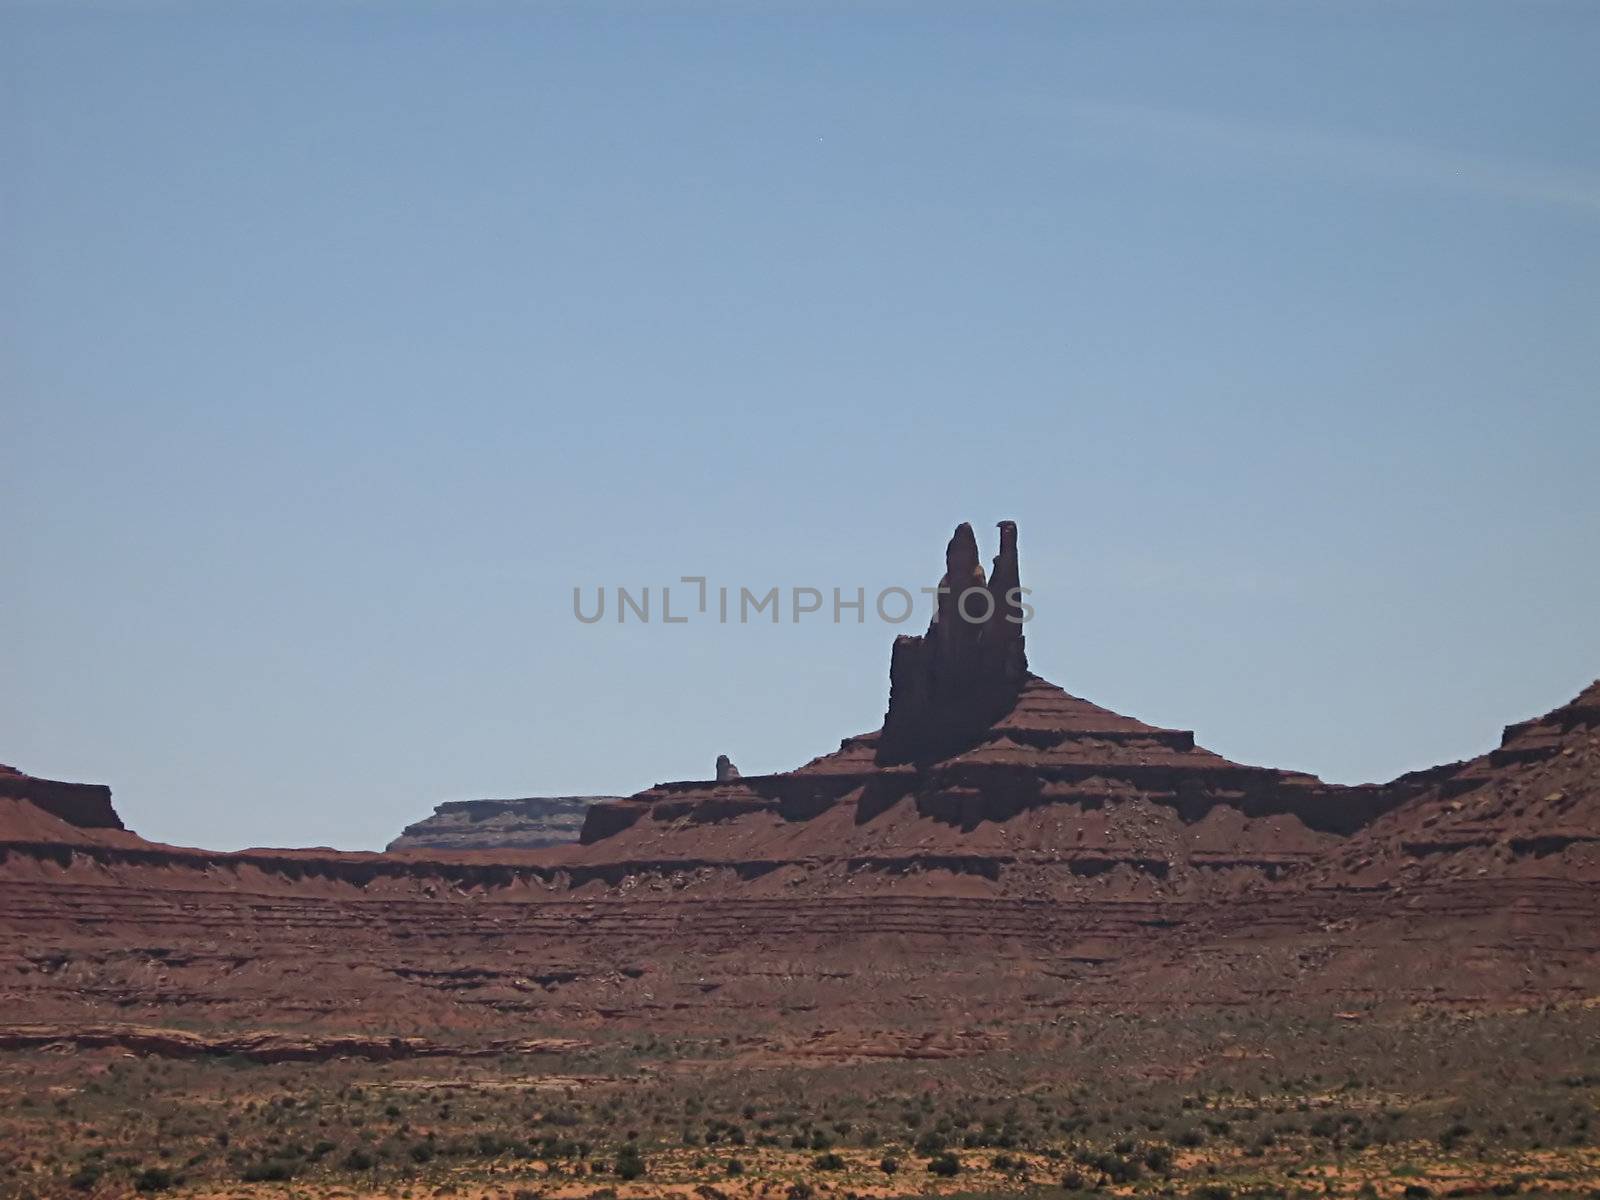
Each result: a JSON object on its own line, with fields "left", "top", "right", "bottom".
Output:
{"left": 715, "top": 755, "right": 740, "bottom": 782}
{"left": 386, "top": 796, "right": 618, "bottom": 853}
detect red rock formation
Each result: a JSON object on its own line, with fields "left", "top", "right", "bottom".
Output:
{"left": 0, "top": 523, "right": 1593, "bottom": 1049}
{"left": 580, "top": 521, "right": 1397, "bottom": 848}
{"left": 878, "top": 521, "right": 1029, "bottom": 765}
{"left": 0, "top": 763, "right": 122, "bottom": 831}
{"left": 1326, "top": 678, "right": 1600, "bottom": 884}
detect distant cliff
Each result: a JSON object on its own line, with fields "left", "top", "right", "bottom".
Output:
{"left": 0, "top": 763, "right": 123, "bottom": 830}
{"left": 386, "top": 797, "right": 619, "bottom": 853}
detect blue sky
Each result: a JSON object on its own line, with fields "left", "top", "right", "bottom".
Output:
{"left": 4, "top": 2, "right": 1597, "bottom": 850}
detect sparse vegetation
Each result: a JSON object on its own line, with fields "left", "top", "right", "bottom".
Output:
{"left": 2, "top": 1008, "right": 1599, "bottom": 1199}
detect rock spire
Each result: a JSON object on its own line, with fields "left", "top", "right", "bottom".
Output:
{"left": 877, "top": 520, "right": 1030, "bottom": 764}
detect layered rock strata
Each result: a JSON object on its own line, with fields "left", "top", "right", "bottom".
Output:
{"left": 0, "top": 522, "right": 1594, "bottom": 1048}
{"left": 387, "top": 796, "right": 617, "bottom": 852}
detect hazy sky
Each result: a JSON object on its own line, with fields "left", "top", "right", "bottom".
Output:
{"left": 4, "top": 2, "right": 1597, "bottom": 851}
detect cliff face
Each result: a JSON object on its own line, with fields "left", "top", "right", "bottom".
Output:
{"left": 0, "top": 764, "right": 122, "bottom": 831}
{"left": 386, "top": 796, "right": 618, "bottom": 852}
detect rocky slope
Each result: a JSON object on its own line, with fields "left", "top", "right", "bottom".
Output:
{"left": 386, "top": 796, "right": 618, "bottom": 852}
{"left": 1324, "top": 678, "right": 1600, "bottom": 886}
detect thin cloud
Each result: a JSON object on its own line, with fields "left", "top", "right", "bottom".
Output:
{"left": 1070, "top": 101, "right": 1600, "bottom": 219}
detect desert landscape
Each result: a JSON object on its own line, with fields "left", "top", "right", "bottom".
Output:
{"left": 4, "top": 522, "right": 1597, "bottom": 1200}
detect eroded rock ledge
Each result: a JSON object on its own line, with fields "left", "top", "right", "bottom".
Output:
{"left": 387, "top": 796, "right": 619, "bottom": 852}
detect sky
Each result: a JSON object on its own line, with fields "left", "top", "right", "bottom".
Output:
{"left": 3, "top": 1, "right": 1597, "bottom": 851}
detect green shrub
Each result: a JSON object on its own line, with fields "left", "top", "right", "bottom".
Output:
{"left": 616, "top": 1144, "right": 646, "bottom": 1180}
{"left": 134, "top": 1167, "right": 176, "bottom": 1193}
{"left": 1145, "top": 1143, "right": 1175, "bottom": 1173}
{"left": 928, "top": 1152, "right": 961, "bottom": 1177}
{"left": 68, "top": 1165, "right": 102, "bottom": 1192}
{"left": 241, "top": 1159, "right": 295, "bottom": 1183}
{"left": 343, "top": 1147, "right": 377, "bottom": 1171}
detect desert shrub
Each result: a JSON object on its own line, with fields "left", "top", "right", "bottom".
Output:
{"left": 240, "top": 1159, "right": 295, "bottom": 1183}
{"left": 67, "top": 1165, "right": 102, "bottom": 1192}
{"left": 927, "top": 1152, "right": 961, "bottom": 1177}
{"left": 615, "top": 1144, "right": 646, "bottom": 1180}
{"left": 133, "top": 1167, "right": 176, "bottom": 1193}
{"left": 914, "top": 1130, "right": 947, "bottom": 1156}
{"left": 725, "top": 1158, "right": 744, "bottom": 1176}
{"left": 476, "top": 1132, "right": 515, "bottom": 1157}
{"left": 814, "top": 1152, "right": 845, "bottom": 1171}
{"left": 343, "top": 1147, "right": 377, "bottom": 1171}
{"left": 1078, "top": 1149, "right": 1141, "bottom": 1185}
{"left": 879, "top": 1156, "right": 899, "bottom": 1175}
{"left": 786, "top": 1183, "right": 814, "bottom": 1200}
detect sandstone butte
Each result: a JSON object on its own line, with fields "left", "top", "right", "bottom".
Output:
{"left": 1, "top": 521, "right": 1596, "bottom": 1062}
